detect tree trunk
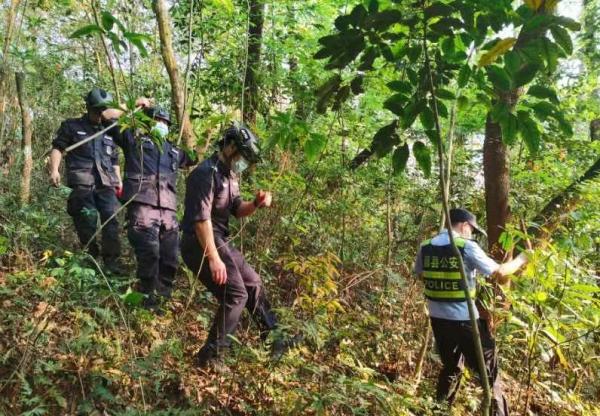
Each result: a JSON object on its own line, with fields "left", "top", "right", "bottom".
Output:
{"left": 0, "top": 0, "right": 22, "bottom": 118}
{"left": 483, "top": 113, "right": 511, "bottom": 258}
{"left": 590, "top": 119, "right": 600, "bottom": 141}
{"left": 242, "top": 0, "right": 265, "bottom": 125}
{"left": 15, "top": 72, "right": 32, "bottom": 205}
{"left": 152, "top": 0, "right": 195, "bottom": 149}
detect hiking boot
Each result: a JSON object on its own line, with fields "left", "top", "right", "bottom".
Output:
{"left": 194, "top": 344, "right": 224, "bottom": 369}
{"left": 271, "top": 334, "right": 304, "bottom": 360}
{"left": 141, "top": 294, "right": 165, "bottom": 316}
{"left": 104, "top": 258, "right": 127, "bottom": 276}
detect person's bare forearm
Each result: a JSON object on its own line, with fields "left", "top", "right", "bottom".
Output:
{"left": 49, "top": 149, "right": 62, "bottom": 173}
{"left": 194, "top": 220, "right": 220, "bottom": 260}
{"left": 493, "top": 252, "right": 529, "bottom": 284}
{"left": 235, "top": 200, "right": 257, "bottom": 218}
{"left": 113, "top": 165, "right": 122, "bottom": 185}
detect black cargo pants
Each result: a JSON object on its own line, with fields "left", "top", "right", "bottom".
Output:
{"left": 127, "top": 203, "right": 179, "bottom": 299}
{"left": 67, "top": 185, "right": 121, "bottom": 262}
{"left": 430, "top": 317, "right": 510, "bottom": 416}
{"left": 180, "top": 232, "right": 277, "bottom": 350}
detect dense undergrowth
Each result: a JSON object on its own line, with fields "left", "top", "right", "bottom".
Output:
{"left": 1, "top": 150, "right": 599, "bottom": 415}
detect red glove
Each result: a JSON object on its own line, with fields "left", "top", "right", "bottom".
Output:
{"left": 116, "top": 186, "right": 123, "bottom": 199}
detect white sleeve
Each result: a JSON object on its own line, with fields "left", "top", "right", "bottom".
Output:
{"left": 464, "top": 241, "right": 499, "bottom": 276}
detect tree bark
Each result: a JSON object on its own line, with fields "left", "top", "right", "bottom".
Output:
{"left": 242, "top": 0, "right": 265, "bottom": 125}
{"left": 590, "top": 118, "right": 600, "bottom": 141}
{"left": 152, "top": 0, "right": 195, "bottom": 149}
{"left": 15, "top": 72, "right": 32, "bottom": 205}
{"left": 0, "top": 0, "right": 22, "bottom": 118}
{"left": 483, "top": 113, "right": 511, "bottom": 258}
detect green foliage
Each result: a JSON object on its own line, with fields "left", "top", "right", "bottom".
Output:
{"left": 1, "top": 0, "right": 599, "bottom": 414}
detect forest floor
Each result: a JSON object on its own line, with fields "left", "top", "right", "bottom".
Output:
{"left": 1, "top": 240, "right": 599, "bottom": 416}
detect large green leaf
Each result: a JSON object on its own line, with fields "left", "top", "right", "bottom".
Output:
{"left": 100, "top": 11, "right": 125, "bottom": 32}
{"left": 518, "top": 110, "right": 541, "bottom": 154}
{"left": 504, "top": 51, "right": 521, "bottom": 76}
{"left": 324, "top": 35, "right": 366, "bottom": 70}
{"left": 500, "top": 112, "right": 518, "bottom": 145}
{"left": 316, "top": 75, "right": 342, "bottom": 114}
{"left": 424, "top": 3, "right": 454, "bottom": 19}
{"left": 351, "top": 75, "right": 364, "bottom": 95}
{"left": 553, "top": 111, "right": 573, "bottom": 137}
{"left": 69, "top": 24, "right": 103, "bottom": 38}
{"left": 554, "top": 16, "right": 581, "bottom": 31}
{"left": 387, "top": 80, "right": 412, "bottom": 94}
{"left": 392, "top": 143, "right": 410, "bottom": 175}
{"left": 358, "top": 46, "right": 379, "bottom": 70}
{"left": 348, "top": 4, "right": 368, "bottom": 27}
{"left": 531, "top": 101, "right": 557, "bottom": 121}
{"left": 419, "top": 106, "right": 435, "bottom": 130}
{"left": 413, "top": 141, "right": 432, "bottom": 177}
{"left": 365, "top": 9, "right": 403, "bottom": 31}
{"left": 550, "top": 25, "right": 573, "bottom": 55}
{"left": 436, "top": 88, "right": 456, "bottom": 100}
{"left": 123, "top": 32, "right": 151, "bottom": 57}
{"left": 541, "top": 37, "right": 560, "bottom": 73}
{"left": 457, "top": 65, "right": 471, "bottom": 88}
{"left": 372, "top": 121, "right": 400, "bottom": 157}
{"left": 401, "top": 99, "right": 426, "bottom": 128}
{"left": 304, "top": 133, "right": 328, "bottom": 162}
{"left": 332, "top": 85, "right": 351, "bottom": 111}
{"left": 486, "top": 65, "right": 511, "bottom": 91}
{"left": 513, "top": 63, "right": 540, "bottom": 88}
{"left": 383, "top": 93, "right": 407, "bottom": 116}
{"left": 527, "top": 85, "right": 559, "bottom": 104}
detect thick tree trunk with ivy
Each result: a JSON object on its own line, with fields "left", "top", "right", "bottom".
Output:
{"left": 15, "top": 72, "right": 32, "bottom": 205}
{"left": 242, "top": 0, "right": 265, "bottom": 125}
{"left": 152, "top": 0, "right": 195, "bottom": 149}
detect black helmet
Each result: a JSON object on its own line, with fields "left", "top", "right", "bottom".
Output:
{"left": 223, "top": 122, "right": 261, "bottom": 164}
{"left": 145, "top": 106, "right": 171, "bottom": 125}
{"left": 85, "top": 87, "right": 112, "bottom": 109}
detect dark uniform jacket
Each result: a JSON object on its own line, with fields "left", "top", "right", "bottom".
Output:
{"left": 112, "top": 129, "right": 195, "bottom": 211}
{"left": 52, "top": 115, "right": 120, "bottom": 188}
{"left": 181, "top": 153, "right": 242, "bottom": 237}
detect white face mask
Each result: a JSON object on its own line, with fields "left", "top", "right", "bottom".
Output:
{"left": 232, "top": 157, "right": 249, "bottom": 174}
{"left": 151, "top": 121, "right": 169, "bottom": 139}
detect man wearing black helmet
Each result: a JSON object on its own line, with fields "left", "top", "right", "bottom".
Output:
{"left": 180, "top": 122, "right": 286, "bottom": 367}
{"left": 49, "top": 87, "right": 124, "bottom": 274}
{"left": 414, "top": 208, "right": 531, "bottom": 416}
{"left": 107, "top": 105, "right": 196, "bottom": 312}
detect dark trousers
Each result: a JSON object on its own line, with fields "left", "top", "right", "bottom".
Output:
{"left": 180, "top": 233, "right": 277, "bottom": 350}
{"left": 431, "top": 317, "right": 509, "bottom": 416}
{"left": 67, "top": 186, "right": 120, "bottom": 261}
{"left": 127, "top": 203, "right": 179, "bottom": 298}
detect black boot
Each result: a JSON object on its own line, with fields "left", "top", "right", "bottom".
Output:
{"left": 194, "top": 343, "right": 227, "bottom": 369}
{"left": 141, "top": 293, "right": 165, "bottom": 316}
{"left": 104, "top": 257, "right": 127, "bottom": 276}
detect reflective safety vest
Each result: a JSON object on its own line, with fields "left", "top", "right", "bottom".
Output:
{"left": 420, "top": 238, "right": 476, "bottom": 302}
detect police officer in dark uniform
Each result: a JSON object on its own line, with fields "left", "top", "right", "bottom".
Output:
{"left": 180, "top": 123, "right": 289, "bottom": 367}
{"left": 49, "top": 87, "right": 123, "bottom": 274}
{"left": 108, "top": 106, "right": 196, "bottom": 312}
{"left": 414, "top": 208, "right": 531, "bottom": 415}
